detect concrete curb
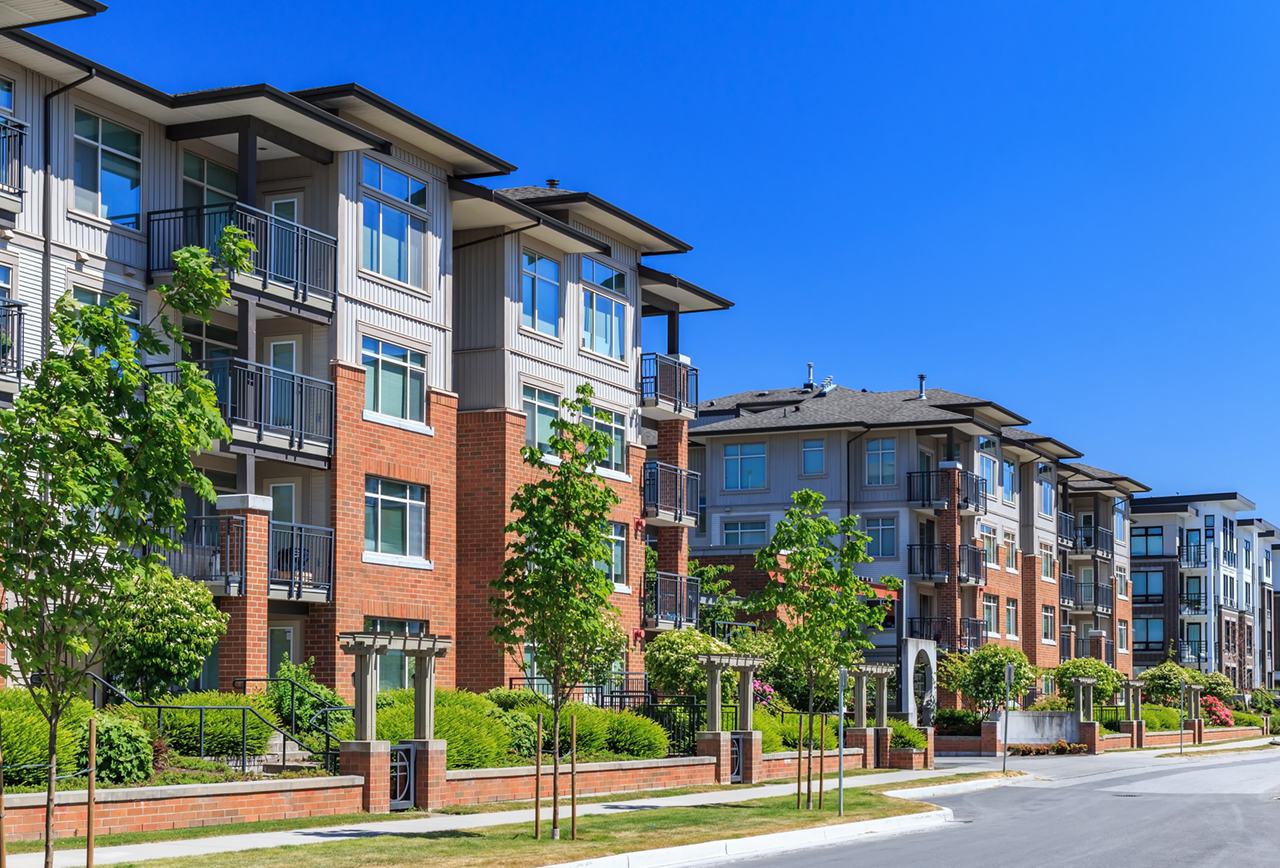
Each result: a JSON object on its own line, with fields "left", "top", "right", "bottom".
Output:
{"left": 882, "top": 776, "right": 1022, "bottom": 801}
{"left": 535, "top": 808, "right": 953, "bottom": 868}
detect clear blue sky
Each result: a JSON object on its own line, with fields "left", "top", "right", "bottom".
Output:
{"left": 47, "top": 1, "right": 1280, "bottom": 515}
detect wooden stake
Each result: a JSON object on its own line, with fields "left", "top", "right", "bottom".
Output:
{"left": 795, "top": 713, "right": 802, "bottom": 809}
{"left": 87, "top": 717, "right": 96, "bottom": 868}
{"left": 818, "top": 715, "right": 825, "bottom": 810}
{"left": 1, "top": 712, "right": 7, "bottom": 868}
{"left": 570, "top": 715, "right": 578, "bottom": 841}
{"left": 535, "top": 713, "right": 543, "bottom": 840}
{"left": 806, "top": 712, "right": 814, "bottom": 810}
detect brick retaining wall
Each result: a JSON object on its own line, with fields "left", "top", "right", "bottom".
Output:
{"left": 935, "top": 735, "right": 982, "bottom": 755}
{"left": 441, "top": 757, "right": 717, "bottom": 805}
{"left": 759, "top": 748, "right": 866, "bottom": 782}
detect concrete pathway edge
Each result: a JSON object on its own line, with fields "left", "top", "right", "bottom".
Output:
{"left": 882, "top": 776, "right": 1022, "bottom": 801}
{"left": 537, "top": 808, "right": 953, "bottom": 868}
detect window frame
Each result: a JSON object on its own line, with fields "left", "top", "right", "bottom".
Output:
{"left": 360, "top": 156, "right": 429, "bottom": 290}
{"left": 521, "top": 248, "right": 562, "bottom": 338}
{"left": 865, "top": 517, "right": 896, "bottom": 559}
{"left": 801, "top": 438, "right": 825, "bottom": 476}
{"left": 1038, "top": 464, "right": 1054, "bottom": 516}
{"left": 1002, "top": 458, "right": 1016, "bottom": 503}
{"left": 980, "top": 524, "right": 998, "bottom": 565}
{"left": 580, "top": 256, "right": 628, "bottom": 362}
{"left": 72, "top": 107, "right": 142, "bottom": 230}
{"left": 724, "top": 442, "right": 767, "bottom": 491}
{"left": 182, "top": 152, "right": 237, "bottom": 207}
{"left": 1042, "top": 605, "right": 1056, "bottom": 641}
{"left": 600, "top": 521, "right": 627, "bottom": 588}
{"left": 724, "top": 519, "right": 767, "bottom": 548}
{"left": 1039, "top": 542, "right": 1054, "bottom": 580}
{"left": 983, "top": 593, "right": 999, "bottom": 637}
{"left": 1004, "top": 532, "right": 1017, "bottom": 570}
{"left": 0, "top": 76, "right": 14, "bottom": 113}
{"left": 522, "top": 385, "right": 559, "bottom": 452}
{"left": 1132, "top": 526, "right": 1164, "bottom": 557}
{"left": 1005, "top": 598, "right": 1018, "bottom": 638}
{"left": 585, "top": 404, "right": 627, "bottom": 472}
{"left": 1118, "top": 620, "right": 1128, "bottom": 652}
{"left": 364, "top": 476, "right": 428, "bottom": 560}
{"left": 866, "top": 437, "right": 896, "bottom": 486}
{"left": 362, "top": 336, "right": 428, "bottom": 424}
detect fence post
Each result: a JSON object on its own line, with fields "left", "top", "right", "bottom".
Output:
{"left": 87, "top": 718, "right": 96, "bottom": 868}
{"left": 818, "top": 715, "right": 825, "bottom": 810}
{"left": 795, "top": 714, "right": 802, "bottom": 809}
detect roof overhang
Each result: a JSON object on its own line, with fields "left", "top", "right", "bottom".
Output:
{"left": 1003, "top": 434, "right": 1083, "bottom": 461}
{"left": 932, "top": 400, "right": 1030, "bottom": 427}
{"left": 639, "top": 264, "right": 732, "bottom": 315}
{"left": 292, "top": 84, "right": 515, "bottom": 179}
{"left": 510, "top": 191, "right": 691, "bottom": 255}
{"left": 0, "top": 0, "right": 103, "bottom": 31}
{"left": 689, "top": 422, "right": 868, "bottom": 443}
{"left": 1133, "top": 492, "right": 1255, "bottom": 513}
{"left": 449, "top": 179, "right": 607, "bottom": 254}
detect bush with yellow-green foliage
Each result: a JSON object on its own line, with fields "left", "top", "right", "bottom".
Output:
{"left": 0, "top": 689, "right": 93, "bottom": 786}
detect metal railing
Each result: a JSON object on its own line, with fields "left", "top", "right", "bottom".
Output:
{"left": 958, "top": 544, "right": 986, "bottom": 584}
{"left": 1059, "top": 631, "right": 1075, "bottom": 659}
{"left": 0, "top": 115, "right": 25, "bottom": 199}
{"left": 642, "top": 460, "right": 700, "bottom": 523}
{"left": 958, "top": 617, "right": 986, "bottom": 653}
{"left": 712, "top": 621, "right": 758, "bottom": 642}
{"left": 1076, "top": 581, "right": 1114, "bottom": 612}
{"left": 147, "top": 202, "right": 338, "bottom": 308}
{"left": 907, "top": 470, "right": 947, "bottom": 507}
{"left": 1060, "top": 574, "right": 1077, "bottom": 607}
{"left": 232, "top": 676, "right": 353, "bottom": 771}
{"left": 644, "top": 571, "right": 701, "bottom": 629}
{"left": 152, "top": 357, "right": 335, "bottom": 454}
{"left": 1180, "top": 592, "right": 1208, "bottom": 615}
{"left": 1105, "top": 639, "right": 1115, "bottom": 667}
{"left": 1223, "top": 548, "right": 1238, "bottom": 568}
{"left": 1180, "top": 543, "right": 1207, "bottom": 568}
{"left": 907, "top": 616, "right": 951, "bottom": 648}
{"left": 0, "top": 298, "right": 25, "bottom": 377}
{"left": 1096, "top": 705, "right": 1123, "bottom": 731}
{"left": 957, "top": 471, "right": 988, "bottom": 513}
{"left": 156, "top": 515, "right": 247, "bottom": 594}
{"left": 908, "top": 543, "right": 950, "bottom": 579}
{"left": 1057, "top": 512, "right": 1076, "bottom": 545}
{"left": 906, "top": 469, "right": 987, "bottom": 513}
{"left": 639, "top": 353, "right": 698, "bottom": 416}
{"left": 269, "top": 521, "right": 335, "bottom": 600}
{"left": 1076, "top": 526, "right": 1114, "bottom": 557}
{"left": 1179, "top": 639, "right": 1209, "bottom": 665}
{"left": 508, "top": 672, "right": 651, "bottom": 704}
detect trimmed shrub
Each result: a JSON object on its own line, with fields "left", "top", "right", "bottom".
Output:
{"left": 1053, "top": 658, "right": 1124, "bottom": 702}
{"left": 779, "top": 712, "right": 839, "bottom": 750}
{"left": 1027, "top": 695, "right": 1072, "bottom": 712}
{"left": 1141, "top": 705, "right": 1182, "bottom": 732}
{"left": 888, "top": 717, "right": 927, "bottom": 750}
{"left": 116, "top": 691, "right": 280, "bottom": 757}
{"left": 435, "top": 702, "right": 509, "bottom": 769}
{"left": 483, "top": 687, "right": 549, "bottom": 712}
{"left": 491, "top": 707, "right": 537, "bottom": 757}
{"left": 1199, "top": 672, "right": 1235, "bottom": 704}
{"left": 0, "top": 689, "right": 92, "bottom": 785}
{"left": 753, "top": 708, "right": 786, "bottom": 753}
{"left": 1248, "top": 689, "right": 1276, "bottom": 715}
{"left": 1138, "top": 660, "right": 1198, "bottom": 706}
{"left": 1007, "top": 740, "right": 1087, "bottom": 756}
{"left": 1233, "top": 711, "right": 1264, "bottom": 729}
{"left": 934, "top": 708, "right": 981, "bottom": 736}
{"left": 546, "top": 703, "right": 612, "bottom": 755}
{"left": 78, "top": 716, "right": 153, "bottom": 784}
{"left": 606, "top": 711, "right": 669, "bottom": 759}
{"left": 644, "top": 630, "right": 736, "bottom": 700}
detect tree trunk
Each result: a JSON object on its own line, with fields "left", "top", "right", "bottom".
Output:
{"left": 43, "top": 708, "right": 58, "bottom": 868}
{"left": 552, "top": 707, "right": 561, "bottom": 836}
{"left": 805, "top": 677, "right": 815, "bottom": 810}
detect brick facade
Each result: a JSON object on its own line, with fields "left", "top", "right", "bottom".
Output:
{"left": 217, "top": 508, "right": 270, "bottom": 692}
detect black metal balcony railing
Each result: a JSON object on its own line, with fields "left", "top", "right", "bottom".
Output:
{"left": 1105, "top": 639, "right": 1115, "bottom": 667}
{"left": 957, "top": 617, "right": 986, "bottom": 653}
{"left": 160, "top": 515, "right": 247, "bottom": 595}
{"left": 644, "top": 571, "right": 700, "bottom": 629}
{"left": 907, "top": 616, "right": 951, "bottom": 648}
{"left": 958, "top": 544, "right": 986, "bottom": 584}
{"left": 1180, "top": 544, "right": 1207, "bottom": 568}
{"left": 1179, "top": 639, "right": 1209, "bottom": 665}
{"left": 1222, "top": 548, "right": 1238, "bottom": 568}
{"left": 152, "top": 358, "right": 335, "bottom": 454}
{"left": 639, "top": 353, "right": 698, "bottom": 416}
{"left": 1076, "top": 581, "right": 1114, "bottom": 613}
{"left": 1057, "top": 512, "right": 1076, "bottom": 545}
{"left": 147, "top": 202, "right": 338, "bottom": 309}
{"left": 908, "top": 543, "right": 950, "bottom": 579}
{"left": 958, "top": 471, "right": 988, "bottom": 513}
{"left": 0, "top": 116, "right": 26, "bottom": 199}
{"left": 642, "top": 461, "right": 700, "bottom": 523}
{"left": 906, "top": 469, "right": 987, "bottom": 514}
{"left": 1059, "top": 632, "right": 1075, "bottom": 659}
{"left": 269, "top": 521, "right": 335, "bottom": 601}
{"left": 1076, "top": 526, "right": 1114, "bottom": 557}
{"left": 1060, "top": 574, "right": 1077, "bottom": 607}
{"left": 907, "top": 470, "right": 947, "bottom": 507}
{"left": 0, "top": 298, "right": 25, "bottom": 377}
{"left": 1180, "top": 592, "right": 1208, "bottom": 615}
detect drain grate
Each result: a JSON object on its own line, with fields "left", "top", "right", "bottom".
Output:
{"left": 1113, "top": 793, "right": 1141, "bottom": 798}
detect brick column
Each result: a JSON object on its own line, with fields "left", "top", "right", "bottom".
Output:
{"left": 844, "top": 728, "right": 873, "bottom": 768}
{"left": 874, "top": 727, "right": 892, "bottom": 768}
{"left": 980, "top": 720, "right": 1002, "bottom": 757}
{"left": 1080, "top": 720, "right": 1102, "bottom": 755}
{"left": 1191, "top": 718, "right": 1204, "bottom": 744}
{"left": 1089, "top": 630, "right": 1106, "bottom": 667}
{"left": 654, "top": 418, "right": 689, "bottom": 577}
{"left": 696, "top": 730, "right": 732, "bottom": 782}
{"left": 215, "top": 494, "right": 271, "bottom": 692}
{"left": 1118, "top": 719, "right": 1145, "bottom": 749}
{"left": 923, "top": 726, "right": 935, "bottom": 769}
{"left": 341, "top": 740, "right": 391, "bottom": 813}
{"left": 734, "top": 730, "right": 764, "bottom": 783}
{"left": 407, "top": 739, "right": 448, "bottom": 810}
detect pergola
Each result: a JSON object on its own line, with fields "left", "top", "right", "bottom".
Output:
{"left": 696, "top": 653, "right": 766, "bottom": 731}
{"left": 851, "top": 662, "right": 896, "bottom": 729}
{"left": 338, "top": 631, "right": 452, "bottom": 740}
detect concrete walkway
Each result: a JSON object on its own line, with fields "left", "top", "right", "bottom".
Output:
{"left": 12, "top": 764, "right": 988, "bottom": 868}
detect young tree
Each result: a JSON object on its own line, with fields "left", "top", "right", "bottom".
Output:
{"left": 953, "top": 644, "right": 1036, "bottom": 719}
{"left": 0, "top": 228, "right": 252, "bottom": 868}
{"left": 748, "top": 489, "right": 901, "bottom": 807}
{"left": 490, "top": 383, "right": 628, "bottom": 839}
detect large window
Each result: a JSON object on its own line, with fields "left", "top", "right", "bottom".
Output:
{"left": 983, "top": 594, "right": 999, "bottom": 636}
{"left": 1042, "top": 605, "right": 1055, "bottom": 641}
{"left": 362, "top": 157, "right": 427, "bottom": 288}
{"left": 978, "top": 437, "right": 997, "bottom": 495}
{"left": 1115, "top": 565, "right": 1129, "bottom": 598}
{"left": 1006, "top": 599, "right": 1018, "bottom": 637}
{"left": 1040, "top": 542, "right": 1054, "bottom": 579}
{"left": 522, "top": 249, "right": 560, "bottom": 336}
{"left": 1004, "top": 532, "right": 1017, "bottom": 569}
{"left": 363, "top": 337, "right": 427, "bottom": 423}
{"left": 1002, "top": 458, "right": 1016, "bottom": 502}
{"left": 724, "top": 520, "right": 767, "bottom": 547}
{"left": 866, "top": 438, "right": 895, "bottom": 486}
{"left": 802, "top": 439, "right": 825, "bottom": 475}
{"left": 980, "top": 524, "right": 997, "bottom": 565}
{"left": 1132, "top": 527, "right": 1164, "bottom": 557}
{"left": 1118, "top": 620, "right": 1129, "bottom": 652}
{"left": 0, "top": 77, "right": 11, "bottom": 112}
{"left": 0, "top": 264, "right": 11, "bottom": 299}
{"left": 182, "top": 317, "right": 237, "bottom": 362}
{"left": 1114, "top": 498, "right": 1126, "bottom": 542}
{"left": 73, "top": 285, "right": 139, "bottom": 340}
{"left": 182, "top": 153, "right": 236, "bottom": 207}
{"left": 522, "top": 386, "right": 558, "bottom": 451}
{"left": 581, "top": 257, "right": 626, "bottom": 360}
{"left": 1038, "top": 464, "right": 1053, "bottom": 516}
{"left": 364, "top": 617, "right": 425, "bottom": 691}
{"left": 364, "top": 477, "right": 427, "bottom": 559}
{"left": 73, "top": 109, "right": 141, "bottom": 229}
{"left": 599, "top": 522, "right": 627, "bottom": 587}
{"left": 1134, "top": 618, "right": 1163, "bottom": 652}
{"left": 725, "top": 443, "right": 766, "bottom": 490}
{"left": 586, "top": 405, "right": 626, "bottom": 471}
{"left": 865, "top": 517, "right": 895, "bottom": 558}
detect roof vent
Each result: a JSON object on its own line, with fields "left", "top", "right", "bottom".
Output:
{"left": 546, "top": 179, "right": 560, "bottom": 189}
{"left": 802, "top": 362, "right": 816, "bottom": 391}
{"left": 818, "top": 376, "right": 835, "bottom": 397}
{"left": 918, "top": 374, "right": 927, "bottom": 400}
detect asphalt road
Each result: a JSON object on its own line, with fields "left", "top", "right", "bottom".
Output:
{"left": 733, "top": 748, "right": 1280, "bottom": 868}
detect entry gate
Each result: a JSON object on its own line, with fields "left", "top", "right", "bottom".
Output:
{"left": 729, "top": 732, "right": 744, "bottom": 783}
{"left": 390, "top": 742, "right": 416, "bottom": 810}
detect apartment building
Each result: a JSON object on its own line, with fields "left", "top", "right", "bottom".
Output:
{"left": 1129, "top": 494, "right": 1272, "bottom": 689}
{"left": 685, "top": 372, "right": 1147, "bottom": 714}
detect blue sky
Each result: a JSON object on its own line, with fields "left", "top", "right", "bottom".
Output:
{"left": 48, "top": 1, "right": 1280, "bottom": 514}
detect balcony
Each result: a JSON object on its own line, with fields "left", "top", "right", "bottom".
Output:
{"left": 907, "top": 616, "right": 952, "bottom": 650}
{"left": 1179, "top": 639, "right": 1209, "bottom": 667}
{"left": 906, "top": 469, "right": 987, "bottom": 514}
{"left": 1180, "top": 544, "right": 1207, "bottom": 568}
{"left": 1059, "top": 574, "right": 1077, "bottom": 607}
{"left": 1222, "top": 548, "right": 1238, "bottom": 569}
{"left": 1180, "top": 592, "right": 1208, "bottom": 615}
{"left": 1073, "top": 636, "right": 1115, "bottom": 666}
{"left": 957, "top": 544, "right": 986, "bottom": 585}
{"left": 269, "top": 522, "right": 335, "bottom": 602}
{"left": 1059, "top": 631, "right": 1075, "bottom": 659}
{"left": 1057, "top": 512, "right": 1076, "bottom": 548}
{"left": 1074, "top": 581, "right": 1114, "bottom": 614}
{"left": 643, "top": 571, "right": 700, "bottom": 631}
{"left": 957, "top": 617, "right": 986, "bottom": 653}
{"left": 161, "top": 515, "right": 247, "bottom": 595}
{"left": 0, "top": 116, "right": 25, "bottom": 214}
{"left": 0, "top": 298, "right": 25, "bottom": 379}
{"left": 1073, "top": 526, "right": 1114, "bottom": 558}
{"left": 153, "top": 358, "right": 335, "bottom": 461}
{"left": 147, "top": 203, "right": 338, "bottom": 314}
{"left": 907, "top": 544, "right": 950, "bottom": 580}
{"left": 639, "top": 353, "right": 698, "bottom": 420}
{"left": 642, "top": 461, "right": 699, "bottom": 528}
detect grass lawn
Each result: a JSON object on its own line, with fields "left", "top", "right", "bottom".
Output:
{"left": 99, "top": 789, "right": 933, "bottom": 868}
{"left": 1156, "top": 744, "right": 1280, "bottom": 758}
{"left": 875, "top": 771, "right": 1022, "bottom": 791}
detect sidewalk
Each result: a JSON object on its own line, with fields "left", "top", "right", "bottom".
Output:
{"left": 12, "top": 764, "right": 987, "bottom": 868}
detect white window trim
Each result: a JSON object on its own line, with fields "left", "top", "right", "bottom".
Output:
{"left": 359, "top": 157, "right": 432, "bottom": 294}
{"left": 362, "top": 551, "right": 434, "bottom": 570}
{"left": 1041, "top": 638, "right": 1058, "bottom": 646}
{"left": 612, "top": 584, "right": 632, "bottom": 595}
{"left": 70, "top": 106, "right": 144, "bottom": 234}
{"left": 363, "top": 409, "right": 435, "bottom": 437}
{"left": 800, "top": 439, "right": 827, "bottom": 478}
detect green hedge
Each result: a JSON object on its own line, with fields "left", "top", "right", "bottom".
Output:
{"left": 1141, "top": 705, "right": 1183, "bottom": 732}
{"left": 933, "top": 708, "right": 981, "bottom": 736}
{"left": 1233, "top": 711, "right": 1264, "bottom": 729}
{"left": 0, "top": 689, "right": 93, "bottom": 786}
{"left": 78, "top": 716, "right": 153, "bottom": 784}
{"left": 754, "top": 708, "right": 786, "bottom": 753}
{"left": 605, "top": 711, "right": 669, "bottom": 759}
{"left": 888, "top": 717, "right": 927, "bottom": 750}
{"left": 116, "top": 691, "right": 280, "bottom": 757}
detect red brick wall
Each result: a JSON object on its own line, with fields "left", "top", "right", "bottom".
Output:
{"left": 760, "top": 749, "right": 866, "bottom": 780}
{"left": 441, "top": 757, "right": 716, "bottom": 805}
{"left": 888, "top": 748, "right": 926, "bottom": 769}
{"left": 654, "top": 418, "right": 689, "bottom": 577}
{"left": 935, "top": 735, "right": 981, "bottom": 754}
{"left": 218, "top": 509, "right": 269, "bottom": 691}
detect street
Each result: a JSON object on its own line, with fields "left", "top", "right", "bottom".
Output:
{"left": 733, "top": 746, "right": 1280, "bottom": 868}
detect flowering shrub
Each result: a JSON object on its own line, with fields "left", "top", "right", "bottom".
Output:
{"left": 1202, "top": 695, "right": 1233, "bottom": 727}
{"left": 1006, "top": 740, "right": 1088, "bottom": 756}
{"left": 753, "top": 679, "right": 777, "bottom": 707}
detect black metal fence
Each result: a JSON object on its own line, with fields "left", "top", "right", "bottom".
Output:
{"left": 907, "top": 616, "right": 951, "bottom": 648}
{"left": 1179, "top": 639, "right": 1209, "bottom": 665}
{"left": 640, "top": 353, "right": 698, "bottom": 415}
{"left": 0, "top": 115, "right": 25, "bottom": 199}
{"left": 1077, "top": 526, "right": 1115, "bottom": 557}
{"left": 0, "top": 298, "right": 25, "bottom": 377}
{"left": 269, "top": 521, "right": 335, "bottom": 600}
{"left": 908, "top": 543, "right": 949, "bottom": 579}
{"left": 958, "top": 617, "right": 986, "bottom": 653}
{"left": 644, "top": 571, "right": 701, "bottom": 629}
{"left": 958, "top": 544, "right": 986, "bottom": 584}
{"left": 957, "top": 471, "right": 988, "bottom": 513}
{"left": 1077, "top": 581, "right": 1114, "bottom": 613}
{"left": 1057, "top": 512, "right": 1076, "bottom": 545}
{"left": 907, "top": 470, "right": 947, "bottom": 507}
{"left": 643, "top": 460, "right": 700, "bottom": 523}
{"left": 1096, "top": 705, "right": 1123, "bottom": 732}
{"left": 1180, "top": 592, "right": 1208, "bottom": 614}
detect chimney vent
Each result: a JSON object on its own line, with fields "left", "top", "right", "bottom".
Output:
{"left": 802, "top": 362, "right": 816, "bottom": 391}
{"left": 918, "top": 374, "right": 927, "bottom": 400}
{"left": 546, "top": 179, "right": 560, "bottom": 189}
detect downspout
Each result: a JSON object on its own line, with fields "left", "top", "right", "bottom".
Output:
{"left": 41, "top": 69, "right": 97, "bottom": 357}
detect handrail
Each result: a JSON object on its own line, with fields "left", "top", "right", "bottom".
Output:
{"left": 644, "top": 570, "right": 701, "bottom": 629}
{"left": 642, "top": 460, "right": 700, "bottom": 522}
{"left": 908, "top": 543, "right": 950, "bottom": 579}
{"left": 640, "top": 353, "right": 698, "bottom": 416}
{"left": 1180, "top": 543, "right": 1207, "bottom": 567}
{"left": 0, "top": 298, "right": 26, "bottom": 378}
{"left": 268, "top": 521, "right": 335, "bottom": 600}
{"left": 0, "top": 115, "right": 26, "bottom": 197}
{"left": 1059, "top": 574, "right": 1077, "bottom": 605}
{"left": 232, "top": 676, "right": 353, "bottom": 770}
{"left": 907, "top": 616, "right": 951, "bottom": 648}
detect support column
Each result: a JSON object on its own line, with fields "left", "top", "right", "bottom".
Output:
{"left": 874, "top": 674, "right": 889, "bottom": 728}
{"left": 340, "top": 740, "right": 391, "bottom": 813}
{"left": 853, "top": 674, "right": 867, "bottom": 728}
{"left": 411, "top": 654, "right": 438, "bottom": 740}
{"left": 215, "top": 494, "right": 270, "bottom": 692}
{"left": 706, "top": 666, "right": 723, "bottom": 731}
{"left": 696, "top": 731, "right": 732, "bottom": 783}
{"left": 654, "top": 417, "right": 690, "bottom": 579}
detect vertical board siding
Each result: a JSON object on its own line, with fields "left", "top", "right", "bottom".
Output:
{"left": 453, "top": 237, "right": 502, "bottom": 351}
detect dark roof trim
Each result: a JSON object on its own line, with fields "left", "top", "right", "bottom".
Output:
{"left": 638, "top": 264, "right": 733, "bottom": 313}
{"left": 931, "top": 399, "right": 1031, "bottom": 426}
{"left": 166, "top": 115, "right": 334, "bottom": 165}
{"left": 291, "top": 83, "right": 516, "bottom": 178}
{"left": 1132, "top": 492, "right": 1257, "bottom": 511}
{"left": 511, "top": 191, "right": 691, "bottom": 254}
{"left": 449, "top": 179, "right": 608, "bottom": 252}
{"left": 691, "top": 422, "right": 870, "bottom": 439}
{"left": 0, "top": 0, "right": 105, "bottom": 31}
{"left": 1009, "top": 435, "right": 1084, "bottom": 460}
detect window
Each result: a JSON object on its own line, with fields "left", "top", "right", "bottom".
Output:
{"left": 725, "top": 443, "right": 766, "bottom": 490}
{"left": 866, "top": 438, "right": 896, "bottom": 486}
{"left": 73, "top": 109, "right": 141, "bottom": 228}
{"left": 364, "top": 617, "right": 425, "bottom": 691}
{"left": 0, "top": 264, "right": 10, "bottom": 299}
{"left": 1004, "top": 532, "right": 1017, "bottom": 569}
{"left": 1038, "top": 464, "right": 1054, "bottom": 516}
{"left": 865, "top": 517, "right": 895, "bottom": 558}
{"left": 581, "top": 258, "right": 626, "bottom": 361}
{"left": 1118, "top": 620, "right": 1128, "bottom": 651}
{"left": 1132, "top": 527, "right": 1164, "bottom": 557}
{"left": 1115, "top": 565, "right": 1129, "bottom": 598}
{"left": 983, "top": 594, "right": 999, "bottom": 636}
{"left": 522, "top": 386, "right": 559, "bottom": 451}
{"left": 72, "top": 285, "right": 140, "bottom": 339}
{"left": 586, "top": 405, "right": 626, "bottom": 471}
{"left": 1244, "top": 540, "right": 1253, "bottom": 570}
{"left": 1002, "top": 459, "right": 1016, "bottom": 502}
{"left": 980, "top": 525, "right": 997, "bottom": 565}
{"left": 364, "top": 477, "right": 427, "bottom": 559}
{"left": 1114, "top": 498, "right": 1126, "bottom": 542}
{"left": 361, "top": 157, "right": 427, "bottom": 288}
{"left": 182, "top": 153, "right": 237, "bottom": 207}
{"left": 724, "top": 520, "right": 767, "bottom": 547}
{"left": 182, "top": 317, "right": 237, "bottom": 362}
{"left": 978, "top": 437, "right": 997, "bottom": 496}
{"left": 1005, "top": 599, "right": 1018, "bottom": 636}
{"left": 802, "top": 439, "right": 825, "bottom": 475}
{"left": 1040, "top": 542, "right": 1054, "bottom": 579}
{"left": 1134, "top": 618, "right": 1163, "bottom": 652}
{"left": 599, "top": 522, "right": 627, "bottom": 586}
{"left": 363, "top": 337, "right": 427, "bottom": 423}
{"left": 521, "top": 249, "right": 560, "bottom": 336}
{"left": 1042, "top": 605, "right": 1056, "bottom": 641}
{"left": 0, "top": 77, "right": 11, "bottom": 112}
